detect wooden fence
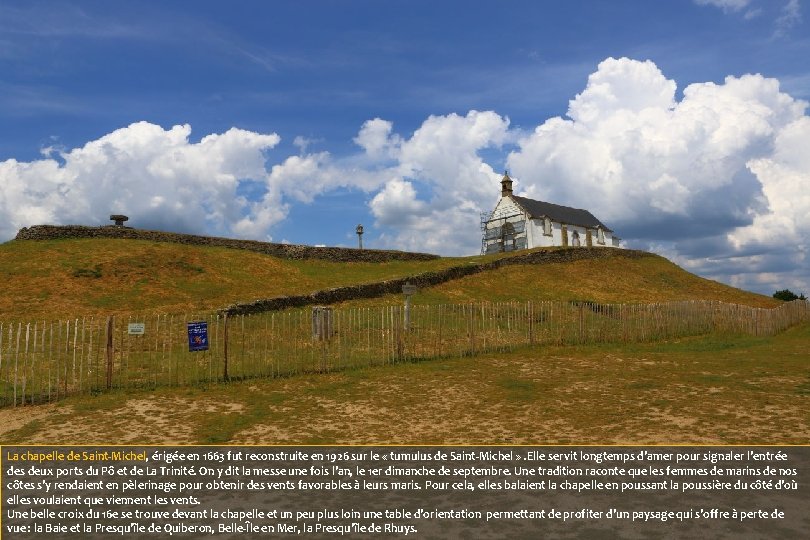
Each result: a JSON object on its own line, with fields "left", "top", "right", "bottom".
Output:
{"left": 1, "top": 299, "right": 807, "bottom": 407}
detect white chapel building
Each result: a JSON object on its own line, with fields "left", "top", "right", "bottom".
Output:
{"left": 481, "top": 172, "right": 620, "bottom": 254}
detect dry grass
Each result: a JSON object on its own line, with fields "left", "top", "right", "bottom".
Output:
{"left": 337, "top": 255, "right": 779, "bottom": 308}
{"left": 3, "top": 322, "right": 807, "bottom": 445}
{"left": 2, "top": 236, "right": 800, "bottom": 448}
{"left": 0, "top": 238, "right": 462, "bottom": 320}
{"left": 1, "top": 238, "right": 777, "bottom": 322}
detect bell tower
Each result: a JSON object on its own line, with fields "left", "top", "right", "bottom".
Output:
{"left": 500, "top": 171, "right": 513, "bottom": 196}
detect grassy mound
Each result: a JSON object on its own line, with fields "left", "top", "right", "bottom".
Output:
{"left": 0, "top": 237, "right": 777, "bottom": 321}
{"left": 335, "top": 253, "right": 778, "bottom": 308}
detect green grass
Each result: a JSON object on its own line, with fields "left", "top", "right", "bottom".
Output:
{"left": 497, "top": 377, "right": 539, "bottom": 403}
{"left": 197, "top": 402, "right": 267, "bottom": 444}
{"left": 5, "top": 420, "right": 44, "bottom": 441}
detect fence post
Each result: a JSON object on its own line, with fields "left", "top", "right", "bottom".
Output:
{"left": 106, "top": 316, "right": 114, "bottom": 389}
{"left": 223, "top": 313, "right": 229, "bottom": 381}
{"left": 14, "top": 323, "right": 21, "bottom": 407}
{"left": 395, "top": 307, "right": 404, "bottom": 362}
{"left": 579, "top": 303, "right": 585, "bottom": 344}
{"left": 468, "top": 304, "right": 476, "bottom": 355}
{"left": 621, "top": 304, "right": 627, "bottom": 343}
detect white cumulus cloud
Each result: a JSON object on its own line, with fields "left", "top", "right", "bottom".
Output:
{"left": 732, "top": 116, "right": 810, "bottom": 251}
{"left": 3, "top": 57, "right": 808, "bottom": 295}
{"left": 508, "top": 59, "right": 804, "bottom": 234}
{"left": 506, "top": 57, "right": 808, "bottom": 294}
{"left": 369, "top": 178, "right": 428, "bottom": 226}
{"left": 0, "top": 121, "right": 281, "bottom": 240}
{"left": 368, "top": 110, "right": 511, "bottom": 253}
{"left": 353, "top": 118, "right": 401, "bottom": 160}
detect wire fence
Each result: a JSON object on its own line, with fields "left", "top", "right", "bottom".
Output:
{"left": 1, "top": 299, "right": 808, "bottom": 408}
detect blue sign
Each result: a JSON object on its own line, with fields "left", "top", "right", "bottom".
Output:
{"left": 187, "top": 321, "right": 209, "bottom": 352}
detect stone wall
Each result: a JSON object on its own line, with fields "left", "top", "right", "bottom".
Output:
{"left": 14, "top": 225, "right": 439, "bottom": 262}
{"left": 221, "top": 247, "right": 652, "bottom": 315}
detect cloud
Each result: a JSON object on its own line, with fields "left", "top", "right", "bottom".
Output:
{"left": 261, "top": 110, "right": 512, "bottom": 254}
{"left": 567, "top": 58, "right": 676, "bottom": 124}
{"left": 694, "top": 0, "right": 802, "bottom": 37}
{"left": 368, "top": 111, "right": 512, "bottom": 253}
{"left": 353, "top": 118, "right": 401, "bottom": 160}
{"left": 0, "top": 3, "right": 149, "bottom": 39}
{"left": 508, "top": 58, "right": 803, "bottom": 234}
{"left": 2, "top": 58, "right": 808, "bottom": 295}
{"left": 743, "top": 7, "right": 763, "bottom": 19}
{"left": 694, "top": 0, "right": 752, "bottom": 12}
{"left": 369, "top": 178, "right": 428, "bottom": 226}
{"left": 0, "top": 121, "right": 281, "bottom": 240}
{"left": 266, "top": 150, "right": 389, "bottom": 203}
{"left": 774, "top": 0, "right": 803, "bottom": 37}
{"left": 263, "top": 110, "right": 512, "bottom": 254}
{"left": 506, "top": 57, "right": 808, "bottom": 294}
{"left": 731, "top": 116, "right": 810, "bottom": 253}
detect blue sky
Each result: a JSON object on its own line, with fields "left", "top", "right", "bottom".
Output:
{"left": 1, "top": 0, "right": 809, "bottom": 296}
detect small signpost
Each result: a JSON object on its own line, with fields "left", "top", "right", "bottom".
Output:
{"left": 187, "top": 321, "right": 209, "bottom": 352}
{"left": 127, "top": 323, "right": 145, "bottom": 335}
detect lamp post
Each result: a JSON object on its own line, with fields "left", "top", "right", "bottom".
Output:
{"left": 356, "top": 224, "right": 364, "bottom": 249}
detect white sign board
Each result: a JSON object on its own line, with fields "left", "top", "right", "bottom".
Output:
{"left": 128, "top": 323, "right": 145, "bottom": 335}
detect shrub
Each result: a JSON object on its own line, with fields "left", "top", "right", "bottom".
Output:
{"left": 773, "top": 289, "right": 807, "bottom": 301}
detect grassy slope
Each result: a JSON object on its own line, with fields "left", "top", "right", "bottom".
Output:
{"left": 3, "top": 322, "right": 808, "bottom": 445}
{"left": 0, "top": 238, "right": 778, "bottom": 321}
{"left": 336, "top": 254, "right": 780, "bottom": 308}
{"left": 0, "top": 238, "right": 464, "bottom": 320}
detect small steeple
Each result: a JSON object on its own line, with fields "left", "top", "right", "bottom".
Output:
{"left": 500, "top": 170, "right": 513, "bottom": 197}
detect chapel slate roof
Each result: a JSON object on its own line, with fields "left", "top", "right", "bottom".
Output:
{"left": 510, "top": 195, "right": 613, "bottom": 232}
